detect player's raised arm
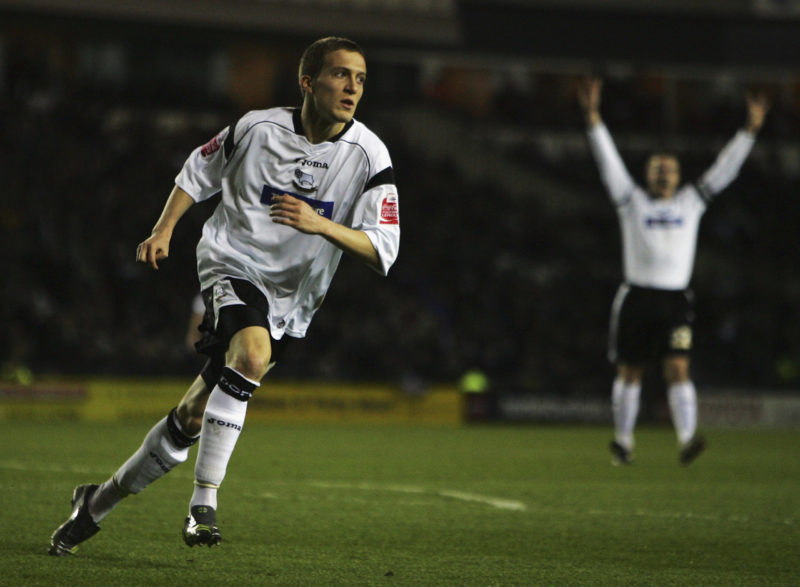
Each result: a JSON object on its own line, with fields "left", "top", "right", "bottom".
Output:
{"left": 577, "top": 76, "right": 603, "bottom": 127}
{"left": 136, "top": 185, "right": 195, "bottom": 270}
{"left": 579, "top": 77, "right": 635, "bottom": 203}
{"left": 744, "top": 91, "right": 770, "bottom": 134}
{"left": 697, "top": 91, "right": 770, "bottom": 199}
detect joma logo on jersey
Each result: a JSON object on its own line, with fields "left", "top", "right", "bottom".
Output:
{"left": 206, "top": 417, "right": 242, "bottom": 431}
{"left": 299, "top": 160, "right": 329, "bottom": 169}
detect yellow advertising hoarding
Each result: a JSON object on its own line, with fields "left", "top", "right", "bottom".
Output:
{"left": 0, "top": 379, "right": 463, "bottom": 425}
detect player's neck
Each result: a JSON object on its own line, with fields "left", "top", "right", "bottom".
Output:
{"left": 301, "top": 104, "right": 345, "bottom": 144}
{"left": 649, "top": 188, "right": 675, "bottom": 200}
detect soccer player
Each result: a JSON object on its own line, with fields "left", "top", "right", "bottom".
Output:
{"left": 49, "top": 36, "right": 400, "bottom": 555}
{"left": 576, "top": 77, "right": 768, "bottom": 466}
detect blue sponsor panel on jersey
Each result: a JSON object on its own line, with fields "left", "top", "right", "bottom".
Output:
{"left": 645, "top": 215, "right": 683, "bottom": 228}
{"left": 260, "top": 184, "right": 334, "bottom": 219}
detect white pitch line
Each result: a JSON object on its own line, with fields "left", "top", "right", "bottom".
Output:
{"left": 437, "top": 489, "right": 527, "bottom": 511}
{"left": 12, "top": 461, "right": 791, "bottom": 525}
{"left": 309, "top": 481, "right": 527, "bottom": 511}
{"left": 310, "top": 481, "right": 426, "bottom": 494}
{"left": 0, "top": 462, "right": 525, "bottom": 511}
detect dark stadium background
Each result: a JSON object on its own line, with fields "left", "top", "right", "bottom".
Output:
{"left": 1, "top": 0, "right": 799, "bottom": 397}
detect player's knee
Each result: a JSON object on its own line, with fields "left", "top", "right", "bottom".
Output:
{"left": 663, "top": 357, "right": 690, "bottom": 383}
{"left": 618, "top": 364, "right": 643, "bottom": 384}
{"left": 226, "top": 327, "right": 272, "bottom": 381}
{"left": 229, "top": 349, "right": 271, "bottom": 381}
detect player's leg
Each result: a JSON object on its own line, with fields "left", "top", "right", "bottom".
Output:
{"left": 191, "top": 325, "right": 271, "bottom": 509}
{"left": 93, "top": 375, "right": 211, "bottom": 517}
{"left": 663, "top": 354, "right": 694, "bottom": 444}
{"left": 49, "top": 376, "right": 210, "bottom": 556}
{"left": 611, "top": 362, "right": 644, "bottom": 463}
{"left": 663, "top": 354, "right": 705, "bottom": 465}
{"left": 608, "top": 285, "right": 646, "bottom": 464}
{"left": 183, "top": 278, "right": 284, "bottom": 547}
{"left": 661, "top": 289, "right": 705, "bottom": 465}
{"left": 184, "top": 324, "right": 272, "bottom": 547}
{"left": 176, "top": 362, "right": 220, "bottom": 436}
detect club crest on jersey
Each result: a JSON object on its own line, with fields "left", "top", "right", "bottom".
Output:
{"left": 293, "top": 168, "right": 318, "bottom": 192}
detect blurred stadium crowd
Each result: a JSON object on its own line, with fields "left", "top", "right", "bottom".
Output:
{"left": 2, "top": 27, "right": 799, "bottom": 395}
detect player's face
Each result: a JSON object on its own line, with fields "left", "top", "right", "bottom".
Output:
{"left": 645, "top": 154, "right": 680, "bottom": 199}
{"left": 305, "top": 49, "right": 366, "bottom": 125}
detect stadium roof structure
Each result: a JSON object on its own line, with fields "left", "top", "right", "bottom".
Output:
{"left": 1, "top": 0, "right": 798, "bottom": 75}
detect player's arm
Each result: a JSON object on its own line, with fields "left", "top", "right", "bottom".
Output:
{"left": 577, "top": 76, "right": 603, "bottom": 127}
{"left": 141, "top": 119, "right": 230, "bottom": 270}
{"left": 578, "top": 77, "right": 635, "bottom": 203}
{"left": 697, "top": 92, "right": 770, "bottom": 199}
{"left": 269, "top": 194, "right": 381, "bottom": 270}
{"left": 136, "top": 185, "right": 196, "bottom": 270}
{"left": 744, "top": 91, "right": 770, "bottom": 134}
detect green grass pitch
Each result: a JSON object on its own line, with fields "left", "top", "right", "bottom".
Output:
{"left": 1, "top": 420, "right": 797, "bottom": 585}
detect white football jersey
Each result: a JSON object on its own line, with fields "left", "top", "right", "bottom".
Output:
{"left": 175, "top": 107, "right": 400, "bottom": 339}
{"left": 587, "top": 123, "right": 755, "bottom": 290}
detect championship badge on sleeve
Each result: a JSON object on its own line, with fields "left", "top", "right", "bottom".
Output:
{"left": 200, "top": 132, "right": 224, "bottom": 157}
{"left": 379, "top": 194, "right": 399, "bottom": 225}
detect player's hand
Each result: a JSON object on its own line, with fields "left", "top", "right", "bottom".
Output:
{"left": 577, "top": 76, "right": 603, "bottom": 125}
{"left": 136, "top": 231, "right": 171, "bottom": 270}
{"left": 745, "top": 90, "right": 770, "bottom": 133}
{"left": 269, "top": 194, "right": 326, "bottom": 235}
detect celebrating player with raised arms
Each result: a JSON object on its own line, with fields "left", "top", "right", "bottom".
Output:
{"left": 49, "top": 36, "right": 400, "bottom": 555}
{"left": 577, "top": 77, "right": 769, "bottom": 466}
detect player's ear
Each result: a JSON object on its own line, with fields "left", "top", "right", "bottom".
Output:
{"left": 299, "top": 74, "right": 314, "bottom": 96}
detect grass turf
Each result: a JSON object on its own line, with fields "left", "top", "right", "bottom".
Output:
{"left": 1, "top": 421, "right": 797, "bottom": 585}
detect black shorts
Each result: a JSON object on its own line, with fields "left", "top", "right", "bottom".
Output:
{"left": 608, "top": 283, "right": 694, "bottom": 364}
{"left": 195, "top": 278, "right": 287, "bottom": 386}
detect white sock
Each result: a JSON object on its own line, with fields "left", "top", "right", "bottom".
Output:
{"left": 191, "top": 368, "right": 258, "bottom": 510}
{"left": 89, "top": 413, "right": 195, "bottom": 522}
{"left": 668, "top": 381, "right": 698, "bottom": 445}
{"left": 612, "top": 377, "right": 641, "bottom": 451}
{"left": 88, "top": 479, "right": 126, "bottom": 523}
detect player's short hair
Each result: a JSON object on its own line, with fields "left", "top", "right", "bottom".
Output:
{"left": 298, "top": 37, "right": 364, "bottom": 94}
{"left": 646, "top": 152, "right": 680, "bottom": 172}
{"left": 648, "top": 152, "right": 679, "bottom": 164}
